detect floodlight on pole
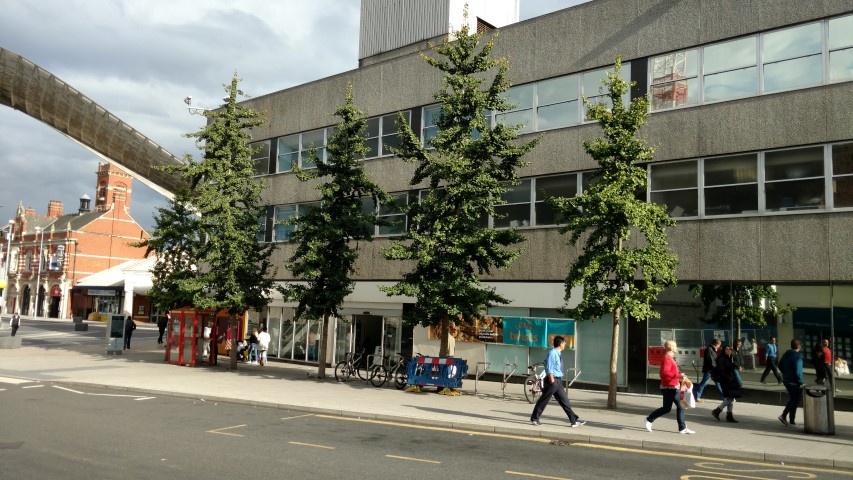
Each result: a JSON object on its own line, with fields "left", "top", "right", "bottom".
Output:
{"left": 184, "top": 95, "right": 230, "bottom": 115}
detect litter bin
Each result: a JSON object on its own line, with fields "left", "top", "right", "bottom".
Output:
{"left": 803, "top": 385, "right": 835, "bottom": 435}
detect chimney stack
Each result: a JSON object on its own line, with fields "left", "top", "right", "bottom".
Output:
{"left": 47, "top": 200, "right": 63, "bottom": 218}
{"left": 78, "top": 194, "right": 91, "bottom": 214}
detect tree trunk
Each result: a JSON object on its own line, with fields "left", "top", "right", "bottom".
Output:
{"left": 439, "top": 314, "right": 450, "bottom": 358}
{"left": 316, "top": 312, "right": 330, "bottom": 381}
{"left": 608, "top": 306, "right": 620, "bottom": 410}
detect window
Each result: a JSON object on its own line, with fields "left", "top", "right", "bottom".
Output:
{"left": 377, "top": 193, "right": 408, "bottom": 235}
{"left": 362, "top": 117, "right": 380, "bottom": 159}
{"left": 422, "top": 105, "right": 441, "bottom": 148}
{"left": 764, "top": 147, "right": 825, "bottom": 212}
{"left": 649, "top": 161, "right": 698, "bottom": 217}
{"left": 301, "top": 129, "right": 325, "bottom": 169}
{"left": 25, "top": 251, "right": 32, "bottom": 272}
{"left": 650, "top": 49, "right": 699, "bottom": 110}
{"left": 273, "top": 205, "right": 297, "bottom": 242}
{"left": 582, "top": 64, "right": 631, "bottom": 120}
{"left": 703, "top": 36, "right": 758, "bottom": 102}
{"left": 256, "top": 211, "right": 267, "bottom": 243}
{"left": 497, "top": 84, "right": 535, "bottom": 133}
{"left": 536, "top": 76, "right": 580, "bottom": 129}
{"left": 534, "top": 174, "right": 578, "bottom": 225}
{"left": 763, "top": 22, "right": 822, "bottom": 92}
{"left": 381, "top": 111, "right": 410, "bottom": 156}
{"left": 494, "top": 179, "right": 532, "bottom": 228}
{"left": 250, "top": 140, "right": 271, "bottom": 176}
{"left": 277, "top": 135, "right": 299, "bottom": 173}
{"left": 703, "top": 154, "right": 758, "bottom": 216}
{"left": 832, "top": 143, "right": 853, "bottom": 208}
{"left": 829, "top": 14, "right": 853, "bottom": 82}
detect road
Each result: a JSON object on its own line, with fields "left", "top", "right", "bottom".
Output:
{"left": 0, "top": 380, "right": 849, "bottom": 480}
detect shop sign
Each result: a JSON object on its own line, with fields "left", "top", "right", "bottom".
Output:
{"left": 50, "top": 285, "right": 62, "bottom": 297}
{"left": 88, "top": 289, "right": 117, "bottom": 296}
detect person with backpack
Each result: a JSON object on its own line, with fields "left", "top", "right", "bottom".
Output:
{"left": 9, "top": 312, "right": 21, "bottom": 336}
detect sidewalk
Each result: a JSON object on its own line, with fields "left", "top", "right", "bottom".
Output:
{"left": 0, "top": 322, "right": 851, "bottom": 470}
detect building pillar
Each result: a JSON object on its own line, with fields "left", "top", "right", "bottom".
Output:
{"left": 123, "top": 281, "right": 134, "bottom": 318}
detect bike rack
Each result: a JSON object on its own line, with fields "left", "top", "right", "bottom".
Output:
{"left": 566, "top": 368, "right": 582, "bottom": 388}
{"left": 474, "top": 362, "right": 491, "bottom": 395}
{"left": 501, "top": 363, "right": 517, "bottom": 398}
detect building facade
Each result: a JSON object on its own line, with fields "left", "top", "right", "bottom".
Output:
{"left": 239, "top": 0, "right": 853, "bottom": 393}
{"left": 2, "top": 162, "right": 151, "bottom": 319}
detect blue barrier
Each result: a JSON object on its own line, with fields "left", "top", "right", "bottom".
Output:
{"left": 406, "top": 356, "right": 468, "bottom": 389}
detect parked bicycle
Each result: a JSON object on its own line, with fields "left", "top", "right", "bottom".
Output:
{"left": 370, "top": 353, "right": 410, "bottom": 388}
{"left": 334, "top": 348, "right": 368, "bottom": 382}
{"left": 524, "top": 362, "right": 545, "bottom": 404}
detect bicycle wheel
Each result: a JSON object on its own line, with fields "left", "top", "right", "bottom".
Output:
{"left": 334, "top": 361, "right": 351, "bottom": 382}
{"left": 393, "top": 365, "right": 408, "bottom": 389}
{"left": 524, "top": 376, "right": 541, "bottom": 404}
{"left": 369, "top": 365, "right": 388, "bottom": 387}
{"left": 355, "top": 359, "right": 369, "bottom": 381}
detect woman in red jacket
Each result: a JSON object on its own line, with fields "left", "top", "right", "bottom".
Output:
{"left": 645, "top": 340, "right": 695, "bottom": 434}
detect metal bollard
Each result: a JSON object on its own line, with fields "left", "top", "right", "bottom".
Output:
{"left": 501, "top": 363, "right": 517, "bottom": 398}
{"left": 474, "top": 362, "right": 491, "bottom": 395}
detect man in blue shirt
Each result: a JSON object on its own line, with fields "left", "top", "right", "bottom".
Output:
{"left": 760, "top": 337, "right": 783, "bottom": 384}
{"left": 530, "top": 336, "right": 586, "bottom": 427}
{"left": 777, "top": 338, "right": 803, "bottom": 426}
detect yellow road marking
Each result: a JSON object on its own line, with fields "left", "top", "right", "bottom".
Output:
{"left": 207, "top": 424, "right": 247, "bottom": 437}
{"left": 288, "top": 441, "right": 334, "bottom": 450}
{"left": 576, "top": 445, "right": 853, "bottom": 476}
{"left": 506, "top": 471, "right": 571, "bottom": 480}
{"left": 385, "top": 455, "right": 441, "bottom": 464}
{"left": 313, "top": 415, "right": 550, "bottom": 443}
{"left": 281, "top": 414, "right": 314, "bottom": 421}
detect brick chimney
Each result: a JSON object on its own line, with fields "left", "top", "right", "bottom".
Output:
{"left": 47, "top": 200, "right": 63, "bottom": 218}
{"left": 25, "top": 207, "right": 36, "bottom": 217}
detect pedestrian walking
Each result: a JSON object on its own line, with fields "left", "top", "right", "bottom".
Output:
{"left": 157, "top": 313, "right": 169, "bottom": 344}
{"left": 711, "top": 344, "right": 742, "bottom": 423}
{"left": 694, "top": 339, "right": 724, "bottom": 402}
{"left": 248, "top": 327, "right": 260, "bottom": 364}
{"left": 778, "top": 339, "right": 803, "bottom": 426}
{"left": 645, "top": 340, "right": 694, "bottom": 434}
{"left": 732, "top": 338, "right": 744, "bottom": 387}
{"left": 258, "top": 326, "right": 270, "bottom": 366}
{"left": 760, "top": 337, "right": 783, "bottom": 384}
{"left": 9, "top": 311, "right": 21, "bottom": 336}
{"left": 123, "top": 315, "right": 136, "bottom": 349}
{"left": 816, "top": 339, "right": 835, "bottom": 391}
{"left": 530, "top": 336, "right": 585, "bottom": 427}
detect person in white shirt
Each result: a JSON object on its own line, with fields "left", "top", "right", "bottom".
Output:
{"left": 258, "top": 326, "right": 271, "bottom": 366}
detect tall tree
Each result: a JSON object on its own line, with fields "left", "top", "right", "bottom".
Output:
{"left": 140, "top": 73, "right": 278, "bottom": 369}
{"left": 284, "top": 85, "right": 386, "bottom": 380}
{"left": 382, "top": 13, "right": 538, "bottom": 357}
{"left": 548, "top": 58, "right": 678, "bottom": 409}
{"left": 690, "top": 284, "right": 794, "bottom": 342}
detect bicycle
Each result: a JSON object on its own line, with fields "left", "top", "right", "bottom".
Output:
{"left": 334, "top": 348, "right": 368, "bottom": 382}
{"left": 524, "top": 362, "right": 545, "bottom": 404}
{"left": 370, "top": 353, "right": 410, "bottom": 388}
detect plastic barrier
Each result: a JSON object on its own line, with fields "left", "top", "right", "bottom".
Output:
{"left": 406, "top": 356, "right": 469, "bottom": 389}
{"left": 648, "top": 347, "right": 666, "bottom": 366}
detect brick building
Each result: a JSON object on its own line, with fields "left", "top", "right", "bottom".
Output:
{"left": 2, "top": 162, "right": 151, "bottom": 319}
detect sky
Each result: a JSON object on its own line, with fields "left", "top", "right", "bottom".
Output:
{"left": 0, "top": 0, "right": 588, "bottom": 231}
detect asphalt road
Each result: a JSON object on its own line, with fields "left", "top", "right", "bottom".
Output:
{"left": 0, "top": 381, "right": 849, "bottom": 480}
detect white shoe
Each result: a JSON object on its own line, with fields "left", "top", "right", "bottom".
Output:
{"left": 679, "top": 428, "right": 695, "bottom": 434}
{"left": 645, "top": 420, "right": 653, "bottom": 432}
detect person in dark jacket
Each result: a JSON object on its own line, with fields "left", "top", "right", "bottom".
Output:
{"left": 711, "top": 344, "right": 742, "bottom": 423}
{"left": 778, "top": 339, "right": 803, "bottom": 426}
{"left": 694, "top": 339, "right": 723, "bottom": 401}
{"left": 157, "top": 313, "right": 169, "bottom": 344}
{"left": 123, "top": 316, "right": 136, "bottom": 349}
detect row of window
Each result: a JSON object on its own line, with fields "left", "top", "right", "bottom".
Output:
{"left": 650, "top": 14, "right": 853, "bottom": 110}
{"left": 258, "top": 140, "right": 853, "bottom": 242}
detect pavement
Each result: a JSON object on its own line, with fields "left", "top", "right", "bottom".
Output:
{"left": 1, "top": 319, "right": 851, "bottom": 471}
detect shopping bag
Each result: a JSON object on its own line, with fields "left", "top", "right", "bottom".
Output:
{"left": 679, "top": 381, "right": 696, "bottom": 409}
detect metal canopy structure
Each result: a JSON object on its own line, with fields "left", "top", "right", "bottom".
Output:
{"left": 0, "top": 48, "right": 185, "bottom": 199}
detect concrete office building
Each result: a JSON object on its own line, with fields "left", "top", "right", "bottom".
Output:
{"left": 240, "top": 0, "right": 853, "bottom": 393}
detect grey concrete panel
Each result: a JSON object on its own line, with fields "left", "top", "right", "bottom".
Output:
{"left": 520, "top": 127, "right": 592, "bottom": 178}
{"left": 644, "top": 108, "right": 701, "bottom": 162}
{"left": 760, "top": 215, "right": 829, "bottom": 281}
{"left": 697, "top": 218, "right": 762, "bottom": 282}
{"left": 757, "top": 0, "right": 829, "bottom": 32}
{"left": 827, "top": 214, "right": 853, "bottom": 281}
{"left": 666, "top": 220, "right": 700, "bottom": 281}
{"left": 825, "top": 82, "right": 853, "bottom": 142}
{"left": 527, "top": 6, "right": 583, "bottom": 82}
{"left": 758, "top": 88, "right": 827, "bottom": 150}
{"left": 375, "top": 55, "right": 442, "bottom": 115}
{"left": 575, "top": 0, "right": 640, "bottom": 71}
{"left": 636, "top": 0, "right": 702, "bottom": 58}
{"left": 699, "top": 0, "right": 761, "bottom": 44}
{"left": 485, "top": 229, "right": 579, "bottom": 282}
{"left": 697, "top": 98, "right": 762, "bottom": 157}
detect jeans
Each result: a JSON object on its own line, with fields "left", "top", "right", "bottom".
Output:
{"left": 694, "top": 372, "right": 725, "bottom": 399}
{"left": 761, "top": 356, "right": 782, "bottom": 383}
{"left": 647, "top": 387, "right": 685, "bottom": 431}
{"left": 782, "top": 382, "right": 801, "bottom": 423}
{"left": 249, "top": 344, "right": 258, "bottom": 362}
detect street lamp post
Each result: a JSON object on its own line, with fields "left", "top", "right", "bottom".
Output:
{"left": 1, "top": 219, "right": 13, "bottom": 314}
{"left": 34, "top": 226, "right": 44, "bottom": 318}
